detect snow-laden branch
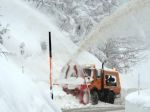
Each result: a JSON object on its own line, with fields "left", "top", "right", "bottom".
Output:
{"left": 89, "top": 37, "right": 147, "bottom": 73}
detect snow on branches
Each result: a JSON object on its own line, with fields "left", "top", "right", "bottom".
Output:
{"left": 89, "top": 37, "right": 147, "bottom": 73}
{"left": 25, "top": 0, "right": 119, "bottom": 43}
{"left": 0, "top": 24, "right": 9, "bottom": 45}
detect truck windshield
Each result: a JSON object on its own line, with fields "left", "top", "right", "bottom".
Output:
{"left": 105, "top": 75, "right": 117, "bottom": 86}
{"left": 84, "top": 69, "right": 91, "bottom": 77}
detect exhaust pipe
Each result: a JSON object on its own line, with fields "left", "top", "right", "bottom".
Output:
{"left": 102, "top": 60, "right": 106, "bottom": 70}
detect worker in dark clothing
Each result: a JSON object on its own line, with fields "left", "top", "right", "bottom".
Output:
{"left": 108, "top": 76, "right": 115, "bottom": 83}
{"left": 106, "top": 75, "right": 115, "bottom": 86}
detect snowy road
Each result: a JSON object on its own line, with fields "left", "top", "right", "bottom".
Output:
{"left": 62, "top": 105, "right": 125, "bottom": 112}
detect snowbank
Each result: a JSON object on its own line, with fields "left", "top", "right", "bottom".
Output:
{"left": 125, "top": 89, "right": 150, "bottom": 112}
{"left": 0, "top": 54, "right": 61, "bottom": 112}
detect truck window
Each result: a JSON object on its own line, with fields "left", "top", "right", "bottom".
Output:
{"left": 84, "top": 69, "right": 91, "bottom": 77}
{"left": 96, "top": 70, "right": 101, "bottom": 78}
{"left": 105, "top": 75, "right": 116, "bottom": 86}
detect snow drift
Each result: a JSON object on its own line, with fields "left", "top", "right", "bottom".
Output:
{"left": 125, "top": 89, "right": 150, "bottom": 112}
{"left": 0, "top": 48, "right": 61, "bottom": 112}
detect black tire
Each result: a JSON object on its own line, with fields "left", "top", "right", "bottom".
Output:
{"left": 91, "top": 90, "right": 99, "bottom": 105}
{"left": 99, "top": 91, "right": 105, "bottom": 102}
{"left": 106, "top": 91, "right": 115, "bottom": 104}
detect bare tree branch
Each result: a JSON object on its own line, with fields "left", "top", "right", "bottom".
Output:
{"left": 89, "top": 37, "right": 147, "bottom": 73}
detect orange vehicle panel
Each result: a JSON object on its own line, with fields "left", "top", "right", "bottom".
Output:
{"left": 88, "top": 69, "right": 121, "bottom": 95}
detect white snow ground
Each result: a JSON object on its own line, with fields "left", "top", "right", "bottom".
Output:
{"left": 0, "top": 50, "right": 61, "bottom": 112}
{"left": 125, "top": 89, "right": 150, "bottom": 112}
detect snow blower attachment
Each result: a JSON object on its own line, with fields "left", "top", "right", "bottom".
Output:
{"left": 49, "top": 32, "right": 53, "bottom": 100}
{"left": 62, "top": 63, "right": 121, "bottom": 105}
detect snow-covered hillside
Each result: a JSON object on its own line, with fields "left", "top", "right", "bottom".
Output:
{"left": 0, "top": 49, "right": 60, "bottom": 112}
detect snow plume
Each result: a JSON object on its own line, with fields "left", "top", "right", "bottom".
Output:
{"left": 79, "top": 0, "right": 150, "bottom": 49}
{"left": 62, "top": 0, "right": 150, "bottom": 70}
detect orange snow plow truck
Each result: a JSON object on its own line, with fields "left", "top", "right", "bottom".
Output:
{"left": 62, "top": 62, "right": 121, "bottom": 105}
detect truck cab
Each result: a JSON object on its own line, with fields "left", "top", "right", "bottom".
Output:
{"left": 83, "top": 65, "right": 121, "bottom": 104}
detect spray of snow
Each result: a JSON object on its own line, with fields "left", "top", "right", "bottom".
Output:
{"left": 65, "top": 0, "right": 150, "bottom": 65}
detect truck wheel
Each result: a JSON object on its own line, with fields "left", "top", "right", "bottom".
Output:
{"left": 91, "top": 91, "right": 99, "bottom": 105}
{"left": 99, "top": 91, "right": 105, "bottom": 102}
{"left": 107, "top": 91, "right": 115, "bottom": 104}
{"left": 83, "top": 91, "right": 89, "bottom": 104}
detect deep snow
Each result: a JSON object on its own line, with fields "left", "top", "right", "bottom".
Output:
{"left": 0, "top": 47, "right": 61, "bottom": 112}
{"left": 125, "top": 89, "right": 150, "bottom": 112}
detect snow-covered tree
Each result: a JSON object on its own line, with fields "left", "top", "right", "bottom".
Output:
{"left": 89, "top": 37, "right": 147, "bottom": 73}
{"left": 40, "top": 41, "right": 47, "bottom": 51}
{"left": 19, "top": 42, "right": 25, "bottom": 56}
{"left": 0, "top": 35, "right": 3, "bottom": 44}
{"left": 0, "top": 20, "right": 9, "bottom": 59}
{"left": 0, "top": 23, "right": 9, "bottom": 45}
{"left": 25, "top": 0, "right": 119, "bottom": 43}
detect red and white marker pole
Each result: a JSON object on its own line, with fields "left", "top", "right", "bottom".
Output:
{"left": 49, "top": 32, "right": 53, "bottom": 99}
